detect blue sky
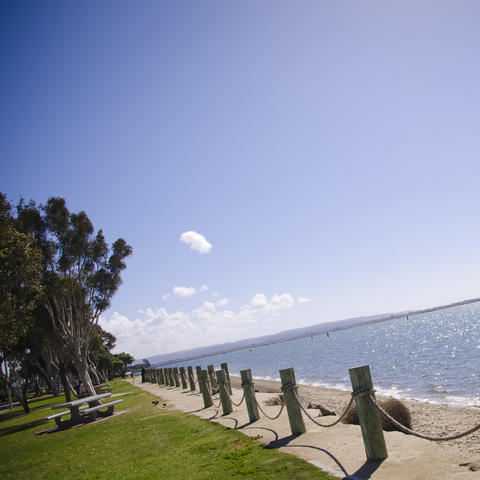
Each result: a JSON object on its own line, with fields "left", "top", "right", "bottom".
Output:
{"left": 3, "top": 1, "right": 480, "bottom": 358}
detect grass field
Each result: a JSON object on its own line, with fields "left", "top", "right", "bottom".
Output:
{"left": 0, "top": 379, "right": 336, "bottom": 479}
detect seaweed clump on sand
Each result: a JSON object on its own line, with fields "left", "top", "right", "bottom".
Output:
{"left": 343, "top": 398, "right": 412, "bottom": 432}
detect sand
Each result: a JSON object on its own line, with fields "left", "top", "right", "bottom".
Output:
{"left": 131, "top": 376, "right": 480, "bottom": 479}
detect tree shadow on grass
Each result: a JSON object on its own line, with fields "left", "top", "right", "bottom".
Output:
{"left": 0, "top": 419, "right": 47, "bottom": 437}
{"left": 0, "top": 402, "right": 54, "bottom": 423}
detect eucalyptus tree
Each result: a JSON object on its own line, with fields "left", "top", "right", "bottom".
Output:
{"left": 17, "top": 197, "right": 132, "bottom": 396}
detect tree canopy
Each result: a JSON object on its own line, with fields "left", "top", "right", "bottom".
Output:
{"left": 0, "top": 193, "right": 133, "bottom": 405}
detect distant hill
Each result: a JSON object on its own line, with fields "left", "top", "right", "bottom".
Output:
{"left": 145, "top": 297, "right": 480, "bottom": 367}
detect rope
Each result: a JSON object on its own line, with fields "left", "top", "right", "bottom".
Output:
{"left": 367, "top": 393, "right": 480, "bottom": 441}
{"left": 205, "top": 382, "right": 222, "bottom": 409}
{"left": 248, "top": 385, "right": 286, "bottom": 420}
{"left": 231, "top": 391, "right": 245, "bottom": 407}
{"left": 290, "top": 388, "right": 362, "bottom": 428}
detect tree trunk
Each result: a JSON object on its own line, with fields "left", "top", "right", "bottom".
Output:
{"left": 6, "top": 383, "right": 12, "bottom": 409}
{"left": 59, "top": 367, "right": 72, "bottom": 402}
{"left": 31, "top": 357, "right": 59, "bottom": 396}
{"left": 73, "top": 355, "right": 95, "bottom": 397}
{"left": 21, "top": 383, "right": 30, "bottom": 413}
{"left": 33, "top": 376, "right": 42, "bottom": 396}
{"left": 89, "top": 364, "right": 101, "bottom": 385}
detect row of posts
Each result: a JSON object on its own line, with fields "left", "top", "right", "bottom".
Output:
{"left": 142, "top": 363, "right": 388, "bottom": 462}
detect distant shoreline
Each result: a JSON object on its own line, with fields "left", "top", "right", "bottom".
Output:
{"left": 151, "top": 297, "right": 480, "bottom": 368}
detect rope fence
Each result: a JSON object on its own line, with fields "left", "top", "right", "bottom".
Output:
{"left": 143, "top": 362, "right": 480, "bottom": 463}
{"left": 367, "top": 392, "right": 480, "bottom": 441}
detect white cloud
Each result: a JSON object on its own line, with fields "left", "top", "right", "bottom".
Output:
{"left": 298, "top": 297, "right": 312, "bottom": 303}
{"left": 162, "top": 293, "right": 171, "bottom": 301}
{"left": 180, "top": 231, "right": 212, "bottom": 254}
{"left": 100, "top": 292, "right": 298, "bottom": 358}
{"left": 192, "top": 301, "right": 216, "bottom": 319}
{"left": 173, "top": 286, "right": 197, "bottom": 298}
{"left": 172, "top": 285, "right": 209, "bottom": 298}
{"left": 246, "top": 293, "right": 294, "bottom": 312}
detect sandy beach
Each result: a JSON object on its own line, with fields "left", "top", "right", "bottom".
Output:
{"left": 133, "top": 375, "right": 480, "bottom": 479}
{"left": 228, "top": 376, "right": 480, "bottom": 456}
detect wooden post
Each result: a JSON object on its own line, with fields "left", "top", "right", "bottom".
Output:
{"left": 195, "top": 366, "right": 202, "bottom": 387}
{"left": 279, "top": 368, "right": 306, "bottom": 435}
{"left": 349, "top": 365, "right": 388, "bottom": 461}
{"left": 179, "top": 367, "right": 188, "bottom": 389}
{"left": 207, "top": 365, "right": 218, "bottom": 394}
{"left": 187, "top": 366, "right": 196, "bottom": 391}
{"left": 158, "top": 368, "right": 165, "bottom": 385}
{"left": 220, "top": 362, "right": 232, "bottom": 395}
{"left": 240, "top": 369, "right": 260, "bottom": 422}
{"left": 173, "top": 367, "right": 180, "bottom": 388}
{"left": 198, "top": 369, "right": 213, "bottom": 408}
{"left": 216, "top": 369, "right": 233, "bottom": 415}
{"left": 168, "top": 368, "right": 174, "bottom": 386}
{"left": 163, "top": 368, "right": 169, "bottom": 386}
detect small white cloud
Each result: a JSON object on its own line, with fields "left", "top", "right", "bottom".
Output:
{"left": 180, "top": 231, "right": 212, "bottom": 254}
{"left": 217, "top": 298, "right": 230, "bottom": 307}
{"left": 162, "top": 293, "right": 171, "bottom": 301}
{"left": 173, "top": 286, "right": 197, "bottom": 298}
{"left": 172, "top": 285, "right": 209, "bottom": 298}
{"left": 249, "top": 293, "right": 269, "bottom": 310}
{"left": 298, "top": 297, "right": 312, "bottom": 303}
{"left": 211, "top": 292, "right": 220, "bottom": 297}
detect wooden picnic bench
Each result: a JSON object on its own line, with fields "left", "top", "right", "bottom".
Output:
{"left": 94, "top": 384, "right": 114, "bottom": 394}
{"left": 45, "top": 393, "right": 123, "bottom": 429}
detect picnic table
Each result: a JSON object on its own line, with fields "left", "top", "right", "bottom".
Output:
{"left": 45, "top": 392, "right": 123, "bottom": 429}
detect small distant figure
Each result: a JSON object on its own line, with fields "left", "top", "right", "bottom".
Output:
{"left": 152, "top": 400, "right": 159, "bottom": 405}
{"left": 327, "top": 332, "right": 330, "bottom": 338}
{"left": 141, "top": 367, "right": 146, "bottom": 383}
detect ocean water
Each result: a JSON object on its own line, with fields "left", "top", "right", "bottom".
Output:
{"left": 165, "top": 303, "right": 480, "bottom": 406}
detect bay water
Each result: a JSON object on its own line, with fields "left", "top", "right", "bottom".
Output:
{"left": 164, "top": 302, "right": 480, "bottom": 406}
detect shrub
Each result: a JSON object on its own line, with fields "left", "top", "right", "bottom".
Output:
{"left": 343, "top": 398, "right": 412, "bottom": 432}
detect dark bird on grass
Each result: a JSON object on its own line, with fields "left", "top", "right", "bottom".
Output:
{"left": 152, "top": 400, "right": 159, "bottom": 405}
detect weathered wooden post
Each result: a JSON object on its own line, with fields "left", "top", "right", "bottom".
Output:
{"left": 207, "top": 365, "right": 218, "bottom": 394}
{"left": 279, "top": 368, "right": 306, "bottom": 435}
{"left": 198, "top": 369, "right": 213, "bottom": 408}
{"left": 158, "top": 368, "right": 165, "bottom": 385}
{"left": 240, "top": 369, "right": 260, "bottom": 422}
{"left": 349, "top": 365, "right": 388, "bottom": 461}
{"left": 220, "top": 362, "right": 232, "bottom": 395}
{"left": 216, "top": 369, "right": 233, "bottom": 415}
{"left": 168, "top": 368, "right": 174, "bottom": 386}
{"left": 179, "top": 367, "right": 188, "bottom": 389}
{"left": 163, "top": 368, "right": 169, "bottom": 386}
{"left": 173, "top": 367, "right": 180, "bottom": 388}
{"left": 187, "top": 366, "right": 196, "bottom": 391}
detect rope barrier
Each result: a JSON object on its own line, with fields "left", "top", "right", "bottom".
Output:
{"left": 291, "top": 389, "right": 354, "bottom": 428}
{"left": 205, "top": 382, "right": 222, "bottom": 409}
{"left": 366, "top": 393, "right": 480, "bottom": 441}
{"left": 248, "top": 385, "right": 286, "bottom": 420}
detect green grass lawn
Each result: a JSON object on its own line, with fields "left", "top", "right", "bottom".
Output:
{"left": 0, "top": 380, "right": 336, "bottom": 479}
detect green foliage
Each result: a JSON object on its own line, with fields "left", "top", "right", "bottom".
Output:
{"left": 0, "top": 194, "right": 43, "bottom": 357}
{"left": 14, "top": 194, "right": 133, "bottom": 394}
{"left": 0, "top": 380, "right": 336, "bottom": 480}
